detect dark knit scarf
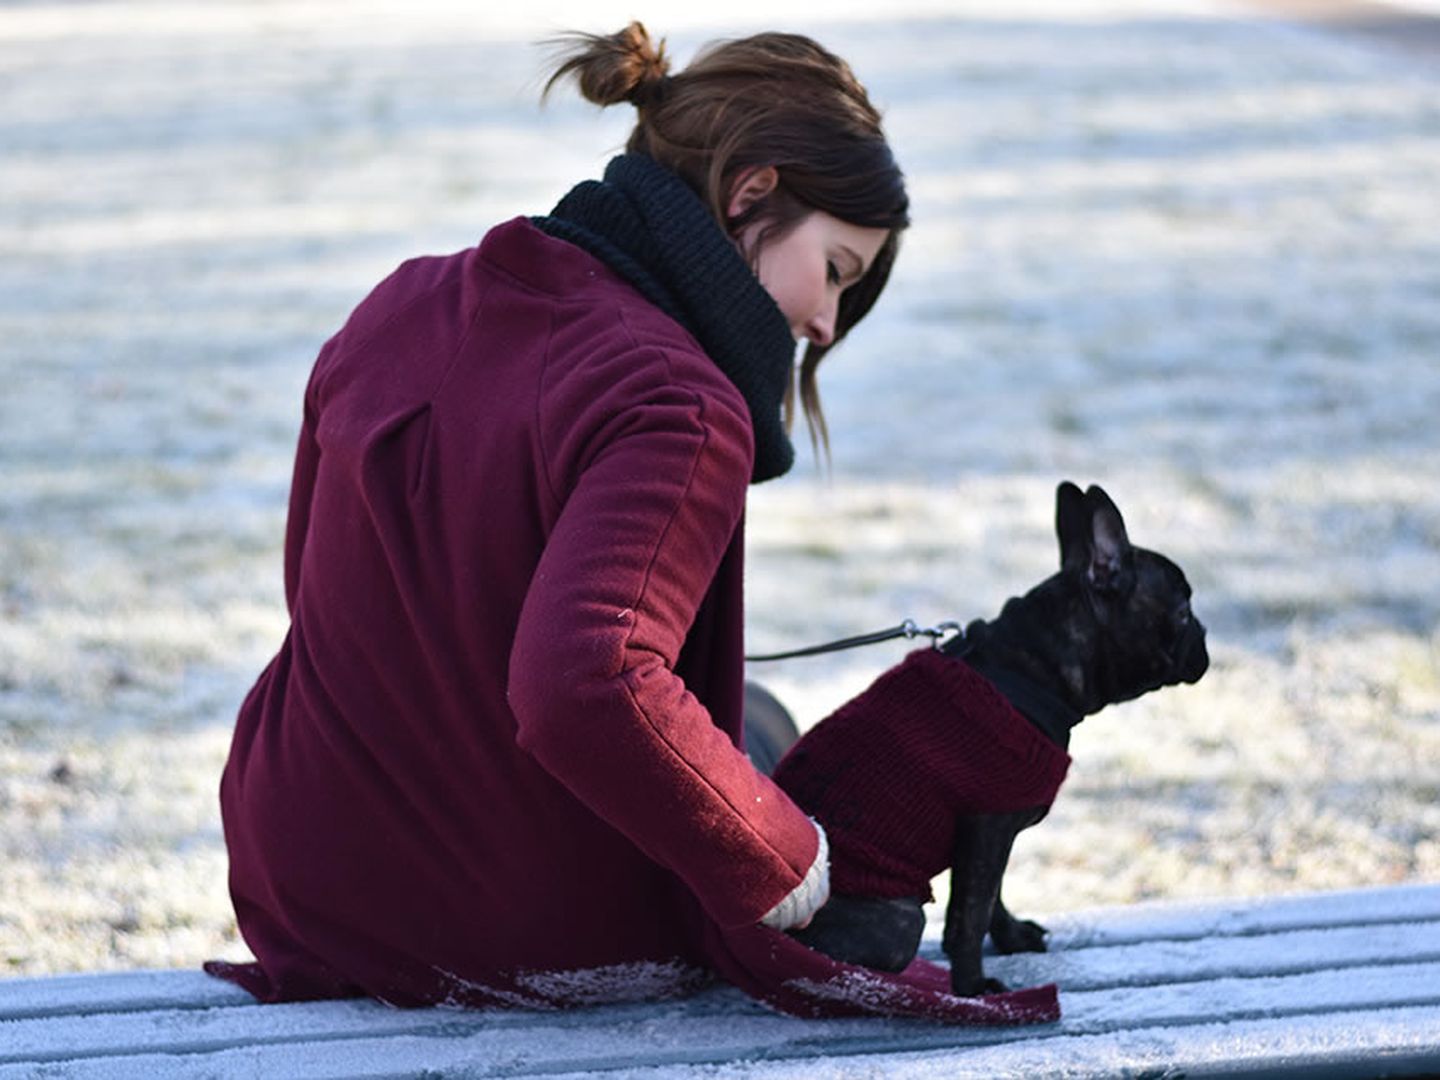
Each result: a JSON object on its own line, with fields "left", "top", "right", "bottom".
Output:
{"left": 533, "top": 154, "right": 797, "bottom": 484}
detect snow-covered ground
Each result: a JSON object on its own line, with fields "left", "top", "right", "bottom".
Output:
{"left": 1, "top": 0, "right": 1437, "bottom": 978}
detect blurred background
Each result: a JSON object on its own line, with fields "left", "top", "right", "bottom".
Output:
{"left": 1, "top": 0, "right": 1437, "bottom": 975}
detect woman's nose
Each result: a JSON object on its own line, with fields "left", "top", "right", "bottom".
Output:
{"left": 804, "top": 299, "right": 837, "bottom": 347}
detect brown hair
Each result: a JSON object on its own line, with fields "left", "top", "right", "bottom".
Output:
{"left": 544, "top": 22, "right": 909, "bottom": 456}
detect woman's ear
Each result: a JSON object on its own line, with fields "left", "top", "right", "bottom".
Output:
{"left": 726, "top": 165, "right": 780, "bottom": 220}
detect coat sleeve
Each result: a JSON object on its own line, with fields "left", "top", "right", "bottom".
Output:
{"left": 507, "top": 353, "right": 819, "bottom": 931}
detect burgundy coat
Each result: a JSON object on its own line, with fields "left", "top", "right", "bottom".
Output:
{"left": 209, "top": 218, "right": 820, "bottom": 1008}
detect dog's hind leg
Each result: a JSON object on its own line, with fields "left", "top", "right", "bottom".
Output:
{"left": 789, "top": 894, "right": 925, "bottom": 972}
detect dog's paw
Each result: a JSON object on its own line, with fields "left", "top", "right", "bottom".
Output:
{"left": 991, "top": 917, "right": 1048, "bottom": 955}
{"left": 950, "top": 973, "right": 1009, "bottom": 998}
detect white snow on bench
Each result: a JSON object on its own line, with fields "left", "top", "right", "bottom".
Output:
{"left": 2, "top": 883, "right": 1437, "bottom": 1078}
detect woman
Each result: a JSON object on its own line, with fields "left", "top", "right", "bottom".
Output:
{"left": 207, "top": 22, "right": 914, "bottom": 1012}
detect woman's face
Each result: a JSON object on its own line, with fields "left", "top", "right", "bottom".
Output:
{"left": 739, "top": 211, "right": 889, "bottom": 347}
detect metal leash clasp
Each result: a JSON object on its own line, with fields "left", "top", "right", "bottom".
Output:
{"left": 904, "top": 619, "right": 964, "bottom": 648}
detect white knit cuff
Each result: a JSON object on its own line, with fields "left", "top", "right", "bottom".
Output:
{"left": 759, "top": 818, "right": 831, "bottom": 931}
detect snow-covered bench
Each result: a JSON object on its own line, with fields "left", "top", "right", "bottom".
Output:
{"left": 3, "top": 883, "right": 1438, "bottom": 1078}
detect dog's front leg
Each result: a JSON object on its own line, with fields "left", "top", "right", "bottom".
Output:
{"left": 988, "top": 805, "right": 1050, "bottom": 955}
{"left": 943, "top": 812, "right": 1024, "bottom": 996}
{"left": 989, "top": 892, "right": 1048, "bottom": 954}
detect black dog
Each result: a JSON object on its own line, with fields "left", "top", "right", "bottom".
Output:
{"left": 762, "top": 482, "right": 1209, "bottom": 996}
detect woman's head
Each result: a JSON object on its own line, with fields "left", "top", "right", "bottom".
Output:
{"left": 545, "top": 22, "right": 909, "bottom": 453}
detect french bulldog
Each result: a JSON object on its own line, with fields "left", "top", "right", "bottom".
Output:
{"left": 767, "top": 481, "right": 1209, "bottom": 997}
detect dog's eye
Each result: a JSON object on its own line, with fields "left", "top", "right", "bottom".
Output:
{"left": 1174, "top": 602, "right": 1191, "bottom": 627}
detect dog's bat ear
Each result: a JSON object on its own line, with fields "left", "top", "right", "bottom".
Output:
{"left": 1055, "top": 481, "right": 1088, "bottom": 571}
{"left": 1084, "top": 486, "right": 1133, "bottom": 593}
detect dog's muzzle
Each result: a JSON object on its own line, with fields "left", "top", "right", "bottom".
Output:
{"left": 1175, "top": 622, "right": 1209, "bottom": 684}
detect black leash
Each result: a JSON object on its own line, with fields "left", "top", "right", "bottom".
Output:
{"left": 745, "top": 619, "right": 966, "bottom": 662}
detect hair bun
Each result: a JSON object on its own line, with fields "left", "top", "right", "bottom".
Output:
{"left": 544, "top": 22, "right": 670, "bottom": 109}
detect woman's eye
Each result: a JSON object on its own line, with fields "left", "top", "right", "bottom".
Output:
{"left": 826, "top": 260, "right": 841, "bottom": 286}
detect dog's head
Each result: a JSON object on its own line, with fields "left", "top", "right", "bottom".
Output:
{"left": 1055, "top": 481, "right": 1209, "bottom": 706}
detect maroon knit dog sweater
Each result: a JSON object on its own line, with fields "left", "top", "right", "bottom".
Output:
{"left": 772, "top": 648, "right": 1072, "bottom": 902}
